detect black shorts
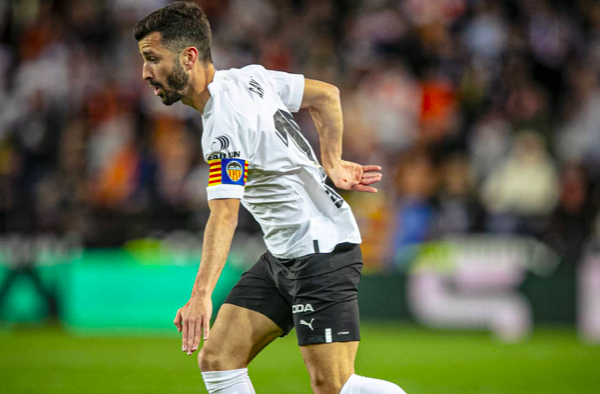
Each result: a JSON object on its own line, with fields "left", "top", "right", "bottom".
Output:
{"left": 224, "top": 243, "right": 363, "bottom": 346}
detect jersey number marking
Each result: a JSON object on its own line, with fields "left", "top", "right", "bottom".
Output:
{"left": 273, "top": 110, "right": 344, "bottom": 209}
{"left": 273, "top": 109, "right": 318, "bottom": 163}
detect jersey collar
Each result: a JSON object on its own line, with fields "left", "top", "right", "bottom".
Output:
{"left": 203, "top": 70, "right": 220, "bottom": 118}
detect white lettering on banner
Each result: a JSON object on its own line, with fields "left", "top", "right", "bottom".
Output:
{"left": 406, "top": 236, "right": 559, "bottom": 343}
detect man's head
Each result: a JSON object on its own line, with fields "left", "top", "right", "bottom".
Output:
{"left": 134, "top": 1, "right": 212, "bottom": 105}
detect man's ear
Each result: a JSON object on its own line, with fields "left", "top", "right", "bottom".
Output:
{"left": 182, "top": 47, "right": 198, "bottom": 70}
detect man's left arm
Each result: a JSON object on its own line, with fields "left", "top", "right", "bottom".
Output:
{"left": 173, "top": 198, "right": 239, "bottom": 355}
{"left": 300, "top": 78, "right": 382, "bottom": 193}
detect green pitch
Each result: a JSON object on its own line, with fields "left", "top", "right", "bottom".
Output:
{"left": 1, "top": 322, "right": 599, "bottom": 394}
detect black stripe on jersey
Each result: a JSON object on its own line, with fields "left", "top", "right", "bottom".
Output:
{"left": 218, "top": 136, "right": 230, "bottom": 150}
{"left": 249, "top": 78, "right": 264, "bottom": 98}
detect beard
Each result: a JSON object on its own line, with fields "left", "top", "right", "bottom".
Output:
{"left": 157, "top": 60, "right": 189, "bottom": 106}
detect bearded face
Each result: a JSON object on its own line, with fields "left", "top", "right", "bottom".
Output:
{"left": 150, "top": 59, "right": 190, "bottom": 105}
{"left": 139, "top": 32, "right": 191, "bottom": 106}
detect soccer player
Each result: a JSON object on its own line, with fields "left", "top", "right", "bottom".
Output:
{"left": 134, "top": 2, "right": 407, "bottom": 394}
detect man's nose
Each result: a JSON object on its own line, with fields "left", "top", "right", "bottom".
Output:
{"left": 142, "top": 64, "right": 153, "bottom": 81}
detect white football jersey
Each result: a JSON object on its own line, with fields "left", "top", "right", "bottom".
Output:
{"left": 201, "top": 65, "right": 361, "bottom": 259}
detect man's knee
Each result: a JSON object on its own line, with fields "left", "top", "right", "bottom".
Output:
{"left": 309, "top": 374, "right": 345, "bottom": 394}
{"left": 198, "top": 346, "right": 233, "bottom": 372}
{"left": 198, "top": 344, "right": 247, "bottom": 372}
{"left": 198, "top": 346, "right": 218, "bottom": 372}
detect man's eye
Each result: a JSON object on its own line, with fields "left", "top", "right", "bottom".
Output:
{"left": 148, "top": 57, "right": 159, "bottom": 63}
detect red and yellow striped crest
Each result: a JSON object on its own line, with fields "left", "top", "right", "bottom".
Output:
{"left": 208, "top": 159, "right": 222, "bottom": 187}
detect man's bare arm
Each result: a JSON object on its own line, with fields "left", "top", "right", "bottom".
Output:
{"left": 301, "top": 78, "right": 382, "bottom": 193}
{"left": 301, "top": 79, "right": 343, "bottom": 172}
{"left": 174, "top": 198, "right": 240, "bottom": 355}
{"left": 192, "top": 198, "right": 239, "bottom": 297}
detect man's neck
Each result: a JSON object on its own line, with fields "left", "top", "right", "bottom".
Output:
{"left": 182, "top": 63, "right": 216, "bottom": 114}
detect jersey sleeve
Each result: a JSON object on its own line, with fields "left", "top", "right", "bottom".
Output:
{"left": 203, "top": 113, "right": 251, "bottom": 201}
{"left": 266, "top": 70, "right": 305, "bottom": 113}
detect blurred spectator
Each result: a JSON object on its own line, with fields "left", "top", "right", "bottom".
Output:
{"left": 344, "top": 3, "right": 409, "bottom": 70}
{"left": 390, "top": 149, "right": 437, "bottom": 267}
{"left": 556, "top": 63, "right": 600, "bottom": 175}
{"left": 545, "top": 163, "right": 596, "bottom": 264}
{"left": 419, "top": 68, "right": 460, "bottom": 143}
{"left": 432, "top": 153, "right": 484, "bottom": 236}
{"left": 402, "top": 0, "right": 465, "bottom": 27}
{"left": 353, "top": 64, "right": 421, "bottom": 155}
{"left": 505, "top": 82, "right": 552, "bottom": 143}
{"left": 468, "top": 110, "right": 512, "bottom": 182}
{"left": 480, "top": 130, "right": 559, "bottom": 234}
{"left": 462, "top": 2, "right": 507, "bottom": 63}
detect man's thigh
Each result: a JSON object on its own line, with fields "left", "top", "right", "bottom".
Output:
{"left": 200, "top": 254, "right": 294, "bottom": 371}
{"left": 199, "top": 303, "right": 284, "bottom": 370}
{"left": 224, "top": 254, "right": 295, "bottom": 336}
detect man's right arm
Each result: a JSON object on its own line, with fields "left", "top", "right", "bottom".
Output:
{"left": 192, "top": 198, "right": 239, "bottom": 298}
{"left": 173, "top": 198, "right": 240, "bottom": 355}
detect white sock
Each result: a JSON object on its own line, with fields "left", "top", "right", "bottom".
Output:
{"left": 340, "top": 373, "right": 407, "bottom": 394}
{"left": 201, "top": 368, "right": 256, "bottom": 394}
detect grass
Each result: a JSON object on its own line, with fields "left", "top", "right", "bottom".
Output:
{"left": 1, "top": 322, "right": 599, "bottom": 394}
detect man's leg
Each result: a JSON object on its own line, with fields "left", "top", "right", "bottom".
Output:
{"left": 300, "top": 341, "right": 407, "bottom": 394}
{"left": 198, "top": 251, "right": 295, "bottom": 393}
{"left": 300, "top": 341, "right": 358, "bottom": 394}
{"left": 198, "top": 304, "right": 284, "bottom": 393}
{"left": 290, "top": 250, "right": 406, "bottom": 394}
{"left": 198, "top": 303, "right": 283, "bottom": 370}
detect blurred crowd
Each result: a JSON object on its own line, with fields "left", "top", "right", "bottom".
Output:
{"left": 0, "top": 0, "right": 599, "bottom": 269}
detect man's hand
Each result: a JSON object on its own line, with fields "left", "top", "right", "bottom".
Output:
{"left": 173, "top": 295, "right": 213, "bottom": 355}
{"left": 173, "top": 199, "right": 238, "bottom": 355}
{"left": 326, "top": 160, "right": 382, "bottom": 193}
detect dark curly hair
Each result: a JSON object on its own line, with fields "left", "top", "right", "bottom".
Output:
{"left": 134, "top": 1, "right": 212, "bottom": 63}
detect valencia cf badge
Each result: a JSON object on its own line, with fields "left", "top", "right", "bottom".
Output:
{"left": 207, "top": 158, "right": 248, "bottom": 187}
{"left": 226, "top": 160, "right": 244, "bottom": 182}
